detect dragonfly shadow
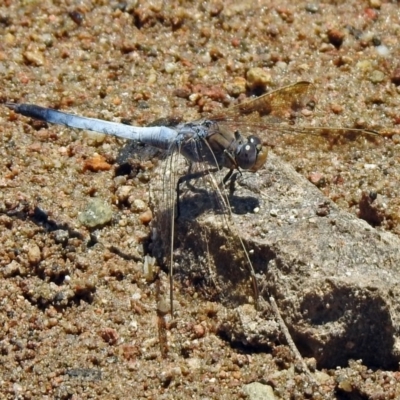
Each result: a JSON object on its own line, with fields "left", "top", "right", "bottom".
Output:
{"left": 168, "top": 185, "right": 262, "bottom": 308}
{"left": 115, "top": 141, "right": 164, "bottom": 176}
{"left": 177, "top": 182, "right": 260, "bottom": 220}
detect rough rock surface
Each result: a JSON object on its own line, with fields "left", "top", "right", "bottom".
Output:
{"left": 153, "top": 151, "right": 400, "bottom": 370}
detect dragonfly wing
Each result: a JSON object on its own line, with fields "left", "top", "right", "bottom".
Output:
{"left": 236, "top": 81, "right": 314, "bottom": 118}
{"left": 209, "top": 81, "right": 315, "bottom": 123}
{"left": 150, "top": 133, "right": 260, "bottom": 309}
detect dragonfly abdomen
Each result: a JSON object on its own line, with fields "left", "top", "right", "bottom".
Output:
{"left": 6, "top": 102, "right": 179, "bottom": 150}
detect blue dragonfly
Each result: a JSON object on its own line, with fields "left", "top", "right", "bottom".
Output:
{"left": 6, "top": 81, "right": 379, "bottom": 315}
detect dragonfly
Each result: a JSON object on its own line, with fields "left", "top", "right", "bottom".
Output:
{"left": 5, "top": 81, "right": 380, "bottom": 315}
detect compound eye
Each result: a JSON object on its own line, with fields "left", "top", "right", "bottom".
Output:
{"left": 248, "top": 135, "right": 261, "bottom": 146}
{"left": 236, "top": 143, "right": 257, "bottom": 170}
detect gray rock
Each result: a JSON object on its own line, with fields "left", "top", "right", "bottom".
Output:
{"left": 151, "top": 152, "right": 400, "bottom": 369}
{"left": 243, "top": 382, "right": 275, "bottom": 400}
{"left": 78, "top": 198, "right": 113, "bottom": 228}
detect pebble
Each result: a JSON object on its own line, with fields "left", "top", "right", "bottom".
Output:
{"left": 78, "top": 198, "right": 113, "bottom": 228}
{"left": 3, "top": 260, "right": 22, "bottom": 277}
{"left": 157, "top": 298, "right": 170, "bottom": 316}
{"left": 186, "top": 357, "right": 202, "bottom": 371}
{"left": 164, "top": 62, "right": 177, "bottom": 74}
{"left": 375, "top": 44, "right": 389, "bottom": 57}
{"left": 131, "top": 199, "right": 147, "bottom": 213}
{"left": 314, "top": 370, "right": 331, "bottom": 384}
{"left": 275, "top": 61, "right": 287, "bottom": 71}
{"left": 158, "top": 370, "right": 173, "bottom": 387}
{"left": 52, "top": 229, "right": 69, "bottom": 245}
{"left": 305, "top": 357, "right": 317, "bottom": 371}
{"left": 224, "top": 76, "right": 247, "bottom": 97}
{"left": 270, "top": 209, "right": 278, "bottom": 217}
{"left": 391, "top": 67, "right": 400, "bottom": 85}
{"left": 369, "top": 69, "right": 385, "bottom": 83}
{"left": 305, "top": 3, "right": 319, "bottom": 13}
{"left": 319, "top": 43, "right": 335, "bottom": 53}
{"left": 369, "top": 0, "right": 381, "bottom": 8}
{"left": 116, "top": 185, "right": 132, "bottom": 203}
{"left": 85, "top": 131, "right": 107, "bottom": 144}
{"left": 99, "top": 327, "right": 119, "bottom": 345}
{"left": 242, "top": 382, "right": 276, "bottom": 400}
{"left": 309, "top": 172, "right": 325, "bottom": 186}
{"left": 330, "top": 103, "right": 343, "bottom": 114}
{"left": 391, "top": 133, "right": 400, "bottom": 144}
{"left": 143, "top": 255, "right": 156, "bottom": 282}
{"left": 364, "top": 163, "right": 377, "bottom": 170}
{"left": 192, "top": 324, "right": 206, "bottom": 338}
{"left": 356, "top": 60, "right": 372, "bottom": 72}
{"left": 173, "top": 87, "right": 191, "bottom": 99}
{"left": 4, "top": 33, "right": 15, "bottom": 45}
{"left": 69, "top": 10, "right": 84, "bottom": 25}
{"left": 327, "top": 28, "right": 345, "bottom": 48}
{"left": 337, "top": 377, "right": 352, "bottom": 392}
{"left": 23, "top": 50, "right": 44, "bottom": 66}
{"left": 83, "top": 154, "right": 111, "bottom": 172}
{"left": 27, "top": 243, "right": 41, "bottom": 265}
{"left": 139, "top": 209, "right": 153, "bottom": 225}
{"left": 246, "top": 67, "right": 271, "bottom": 90}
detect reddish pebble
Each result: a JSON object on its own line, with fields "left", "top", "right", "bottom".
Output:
{"left": 364, "top": 8, "right": 379, "bottom": 21}
{"left": 232, "top": 371, "right": 241, "bottom": 380}
{"left": 309, "top": 172, "right": 325, "bottom": 187}
{"left": 113, "top": 96, "right": 121, "bottom": 106}
{"left": 83, "top": 154, "right": 111, "bottom": 172}
{"left": 120, "top": 344, "right": 140, "bottom": 361}
{"left": 391, "top": 67, "right": 400, "bottom": 86}
{"left": 173, "top": 87, "right": 191, "bottom": 99}
{"left": 139, "top": 210, "right": 153, "bottom": 225}
{"left": 330, "top": 103, "right": 343, "bottom": 114}
{"left": 327, "top": 28, "right": 345, "bottom": 48}
{"left": 192, "top": 324, "right": 205, "bottom": 338}
{"left": 99, "top": 327, "right": 119, "bottom": 345}
{"left": 231, "top": 37, "right": 240, "bottom": 47}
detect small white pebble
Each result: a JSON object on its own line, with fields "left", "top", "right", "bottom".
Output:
{"left": 189, "top": 93, "right": 200, "bottom": 103}
{"left": 376, "top": 44, "right": 389, "bottom": 57}
{"left": 130, "top": 320, "right": 138, "bottom": 331}
{"left": 275, "top": 61, "right": 287, "bottom": 70}
{"left": 364, "top": 163, "right": 377, "bottom": 170}
{"left": 131, "top": 291, "right": 142, "bottom": 301}
{"left": 164, "top": 62, "right": 177, "bottom": 74}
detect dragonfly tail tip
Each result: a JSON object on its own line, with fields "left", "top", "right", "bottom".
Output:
{"left": 5, "top": 102, "right": 18, "bottom": 111}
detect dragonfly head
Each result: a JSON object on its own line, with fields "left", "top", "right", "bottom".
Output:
{"left": 235, "top": 135, "right": 268, "bottom": 172}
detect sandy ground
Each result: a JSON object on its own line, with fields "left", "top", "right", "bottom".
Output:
{"left": 1, "top": 0, "right": 400, "bottom": 399}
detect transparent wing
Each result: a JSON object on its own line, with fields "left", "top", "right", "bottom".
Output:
{"left": 205, "top": 81, "right": 380, "bottom": 145}
{"left": 150, "top": 135, "right": 260, "bottom": 312}
{"left": 207, "top": 81, "right": 314, "bottom": 123}
{"left": 226, "top": 81, "right": 314, "bottom": 119}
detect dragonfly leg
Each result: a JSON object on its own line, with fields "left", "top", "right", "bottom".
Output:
{"left": 222, "top": 168, "right": 234, "bottom": 185}
{"left": 227, "top": 171, "right": 243, "bottom": 196}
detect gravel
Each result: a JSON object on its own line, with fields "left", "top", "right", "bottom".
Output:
{"left": 1, "top": 0, "right": 400, "bottom": 398}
